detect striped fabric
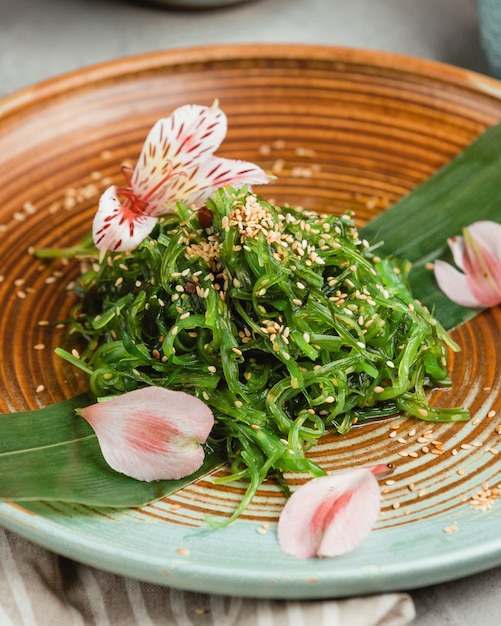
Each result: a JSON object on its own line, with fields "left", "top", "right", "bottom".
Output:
{"left": 0, "top": 528, "right": 415, "bottom": 626}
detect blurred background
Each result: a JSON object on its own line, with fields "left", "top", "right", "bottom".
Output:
{"left": 0, "top": 0, "right": 497, "bottom": 98}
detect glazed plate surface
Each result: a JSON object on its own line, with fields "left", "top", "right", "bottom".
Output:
{"left": 1, "top": 44, "right": 501, "bottom": 598}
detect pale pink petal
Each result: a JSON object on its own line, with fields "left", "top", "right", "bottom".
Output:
{"left": 131, "top": 104, "right": 228, "bottom": 203}
{"left": 436, "top": 220, "right": 501, "bottom": 308}
{"left": 466, "top": 220, "right": 501, "bottom": 259}
{"left": 277, "top": 468, "right": 381, "bottom": 559}
{"left": 149, "top": 156, "right": 270, "bottom": 213}
{"left": 77, "top": 387, "right": 214, "bottom": 481}
{"left": 433, "top": 259, "right": 486, "bottom": 308}
{"left": 92, "top": 186, "right": 158, "bottom": 252}
{"left": 462, "top": 226, "right": 501, "bottom": 306}
{"left": 369, "top": 463, "right": 394, "bottom": 477}
{"left": 447, "top": 234, "right": 467, "bottom": 271}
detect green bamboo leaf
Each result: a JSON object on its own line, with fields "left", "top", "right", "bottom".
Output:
{"left": 360, "top": 122, "right": 501, "bottom": 330}
{"left": 0, "top": 395, "right": 224, "bottom": 506}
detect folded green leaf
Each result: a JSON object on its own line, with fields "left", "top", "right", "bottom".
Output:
{"left": 361, "top": 122, "right": 501, "bottom": 330}
{"left": 0, "top": 395, "right": 224, "bottom": 506}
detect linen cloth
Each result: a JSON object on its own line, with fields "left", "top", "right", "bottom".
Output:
{"left": 0, "top": 527, "right": 415, "bottom": 626}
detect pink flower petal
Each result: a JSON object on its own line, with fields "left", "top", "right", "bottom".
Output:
{"left": 433, "top": 259, "right": 487, "bottom": 308}
{"left": 92, "top": 186, "right": 158, "bottom": 252}
{"left": 78, "top": 387, "right": 214, "bottom": 481}
{"left": 130, "top": 104, "right": 228, "bottom": 212}
{"left": 462, "top": 226, "right": 501, "bottom": 306}
{"left": 277, "top": 467, "right": 382, "bottom": 559}
{"left": 435, "top": 220, "right": 501, "bottom": 309}
{"left": 446, "top": 235, "right": 467, "bottom": 272}
{"left": 466, "top": 220, "right": 501, "bottom": 258}
{"left": 154, "top": 156, "right": 270, "bottom": 212}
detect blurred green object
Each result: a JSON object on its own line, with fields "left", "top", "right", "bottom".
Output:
{"left": 478, "top": 0, "right": 501, "bottom": 79}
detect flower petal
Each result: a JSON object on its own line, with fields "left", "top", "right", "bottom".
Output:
{"left": 131, "top": 104, "right": 228, "bottom": 206}
{"left": 277, "top": 468, "right": 382, "bottom": 559}
{"left": 466, "top": 220, "right": 501, "bottom": 259}
{"left": 77, "top": 387, "right": 214, "bottom": 481}
{"left": 92, "top": 186, "right": 158, "bottom": 252}
{"left": 462, "top": 225, "right": 501, "bottom": 306}
{"left": 446, "top": 234, "right": 467, "bottom": 271}
{"left": 153, "top": 156, "right": 270, "bottom": 213}
{"left": 433, "top": 259, "right": 486, "bottom": 308}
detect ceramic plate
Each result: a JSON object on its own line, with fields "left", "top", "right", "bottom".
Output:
{"left": 2, "top": 45, "right": 501, "bottom": 599}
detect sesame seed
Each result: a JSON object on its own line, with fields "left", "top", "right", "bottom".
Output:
{"left": 443, "top": 524, "right": 459, "bottom": 534}
{"left": 33, "top": 343, "right": 45, "bottom": 350}
{"left": 35, "top": 384, "right": 45, "bottom": 393}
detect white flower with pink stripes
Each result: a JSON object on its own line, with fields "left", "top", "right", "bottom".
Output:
{"left": 93, "top": 103, "right": 270, "bottom": 252}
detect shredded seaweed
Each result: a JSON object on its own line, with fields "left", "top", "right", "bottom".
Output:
{"left": 54, "top": 186, "right": 469, "bottom": 524}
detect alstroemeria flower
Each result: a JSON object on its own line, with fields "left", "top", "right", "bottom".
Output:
{"left": 434, "top": 220, "right": 501, "bottom": 308}
{"left": 92, "top": 103, "right": 270, "bottom": 252}
{"left": 77, "top": 387, "right": 214, "bottom": 481}
{"left": 277, "top": 464, "right": 391, "bottom": 559}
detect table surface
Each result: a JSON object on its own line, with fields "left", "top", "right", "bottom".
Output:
{"left": 0, "top": 0, "right": 498, "bottom": 624}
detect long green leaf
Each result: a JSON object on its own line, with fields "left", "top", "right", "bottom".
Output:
{"left": 0, "top": 395, "right": 224, "bottom": 506}
{"left": 361, "top": 122, "right": 501, "bottom": 330}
